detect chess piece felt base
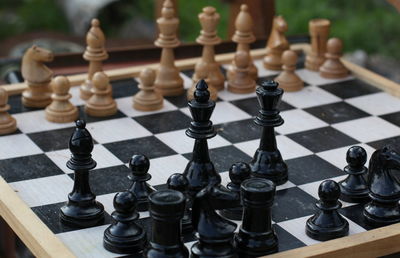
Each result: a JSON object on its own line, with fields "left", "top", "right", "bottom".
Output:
{"left": 250, "top": 149, "right": 288, "bottom": 185}
{"left": 275, "top": 73, "right": 304, "bottom": 92}
{"left": 22, "top": 86, "right": 52, "bottom": 108}
{"left": 187, "top": 83, "right": 218, "bottom": 101}
{"left": 60, "top": 200, "right": 105, "bottom": 228}
{"left": 320, "top": 62, "right": 349, "bottom": 79}
{"left": 46, "top": 105, "right": 78, "bottom": 123}
{"left": 80, "top": 80, "right": 93, "bottom": 100}
{"left": 363, "top": 199, "right": 400, "bottom": 227}
{"left": 85, "top": 102, "right": 117, "bottom": 117}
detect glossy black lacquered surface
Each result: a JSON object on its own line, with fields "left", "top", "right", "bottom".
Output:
{"left": 60, "top": 120, "right": 105, "bottom": 228}
{"left": 250, "top": 80, "right": 288, "bottom": 185}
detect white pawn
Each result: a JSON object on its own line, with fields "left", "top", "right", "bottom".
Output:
{"left": 275, "top": 50, "right": 304, "bottom": 92}
{"left": 45, "top": 76, "right": 78, "bottom": 123}
{"left": 0, "top": 88, "right": 17, "bottom": 135}
{"left": 85, "top": 72, "right": 117, "bottom": 117}
{"left": 133, "top": 68, "right": 163, "bottom": 111}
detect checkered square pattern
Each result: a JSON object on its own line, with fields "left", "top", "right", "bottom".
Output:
{"left": 1, "top": 61, "right": 399, "bottom": 258}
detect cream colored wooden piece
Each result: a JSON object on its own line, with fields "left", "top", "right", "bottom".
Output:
{"left": 187, "top": 62, "right": 218, "bottom": 101}
{"left": 0, "top": 88, "right": 17, "bottom": 135}
{"left": 227, "top": 4, "right": 257, "bottom": 81}
{"left": 275, "top": 50, "right": 304, "bottom": 92}
{"left": 21, "top": 45, "right": 54, "bottom": 108}
{"left": 227, "top": 50, "right": 256, "bottom": 94}
{"left": 305, "top": 18, "right": 331, "bottom": 71}
{"left": 45, "top": 76, "right": 79, "bottom": 123}
{"left": 320, "top": 38, "right": 349, "bottom": 79}
{"left": 85, "top": 71, "right": 117, "bottom": 117}
{"left": 154, "top": 0, "right": 184, "bottom": 96}
{"left": 192, "top": 6, "right": 225, "bottom": 91}
{"left": 133, "top": 68, "right": 164, "bottom": 111}
{"left": 263, "top": 16, "right": 289, "bottom": 71}
{"left": 80, "top": 19, "right": 109, "bottom": 100}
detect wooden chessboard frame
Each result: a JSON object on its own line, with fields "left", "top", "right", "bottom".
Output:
{"left": 1, "top": 43, "right": 400, "bottom": 258}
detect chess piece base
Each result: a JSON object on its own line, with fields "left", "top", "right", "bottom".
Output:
{"left": 250, "top": 149, "right": 288, "bottom": 185}
{"left": 80, "top": 80, "right": 93, "bottom": 100}
{"left": 154, "top": 77, "right": 184, "bottom": 97}
{"left": 103, "top": 228, "right": 146, "bottom": 254}
{"left": 0, "top": 116, "right": 17, "bottom": 135}
{"left": 227, "top": 63, "right": 258, "bottom": 81}
{"left": 275, "top": 74, "right": 304, "bottom": 92}
{"left": 339, "top": 180, "right": 370, "bottom": 203}
{"left": 133, "top": 94, "right": 163, "bottom": 112}
{"left": 306, "top": 216, "right": 349, "bottom": 241}
{"left": 263, "top": 55, "right": 283, "bottom": 71}
{"left": 305, "top": 55, "right": 325, "bottom": 71}
{"left": 60, "top": 201, "right": 104, "bottom": 228}
{"left": 45, "top": 106, "right": 78, "bottom": 123}
{"left": 363, "top": 199, "right": 400, "bottom": 227}
{"left": 191, "top": 241, "right": 237, "bottom": 258}
{"left": 235, "top": 229, "right": 278, "bottom": 257}
{"left": 85, "top": 102, "right": 117, "bottom": 117}
{"left": 227, "top": 81, "right": 256, "bottom": 94}
{"left": 22, "top": 89, "right": 52, "bottom": 108}
{"left": 320, "top": 64, "right": 349, "bottom": 79}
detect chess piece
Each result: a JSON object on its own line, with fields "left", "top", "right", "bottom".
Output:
{"left": 183, "top": 79, "right": 221, "bottom": 199}
{"left": 145, "top": 189, "right": 189, "bottom": 258}
{"left": 0, "top": 88, "right": 17, "bottom": 135}
{"left": 103, "top": 191, "right": 146, "bottom": 254}
{"left": 305, "top": 19, "right": 331, "bottom": 71}
{"left": 133, "top": 68, "right": 163, "bottom": 111}
{"left": 363, "top": 146, "right": 400, "bottom": 226}
{"left": 320, "top": 38, "right": 349, "bottom": 79}
{"left": 192, "top": 6, "right": 225, "bottom": 91}
{"left": 263, "top": 16, "right": 289, "bottom": 71}
{"left": 128, "top": 154, "right": 156, "bottom": 212}
{"left": 250, "top": 80, "right": 288, "bottom": 185}
{"left": 306, "top": 180, "right": 349, "bottom": 241}
{"left": 154, "top": 0, "right": 184, "bottom": 96}
{"left": 227, "top": 4, "right": 258, "bottom": 81}
{"left": 220, "top": 162, "right": 251, "bottom": 220}
{"left": 45, "top": 76, "right": 78, "bottom": 123}
{"left": 167, "top": 173, "right": 193, "bottom": 233}
{"left": 191, "top": 184, "right": 237, "bottom": 258}
{"left": 235, "top": 178, "right": 278, "bottom": 256}
{"left": 339, "top": 146, "right": 370, "bottom": 203}
{"left": 21, "top": 45, "right": 54, "bottom": 108}
{"left": 85, "top": 71, "right": 117, "bottom": 117}
{"left": 227, "top": 50, "right": 256, "bottom": 94}
{"left": 80, "top": 19, "right": 108, "bottom": 100}
{"left": 275, "top": 50, "right": 304, "bottom": 92}
{"left": 60, "top": 120, "right": 104, "bottom": 227}
{"left": 187, "top": 62, "right": 218, "bottom": 101}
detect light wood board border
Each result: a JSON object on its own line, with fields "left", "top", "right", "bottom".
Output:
{"left": 0, "top": 43, "right": 399, "bottom": 257}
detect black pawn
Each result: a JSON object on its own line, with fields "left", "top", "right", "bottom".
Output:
{"left": 167, "top": 173, "right": 193, "bottom": 233}
{"left": 103, "top": 191, "right": 146, "bottom": 254}
{"left": 250, "top": 80, "right": 288, "bottom": 185}
{"left": 60, "top": 120, "right": 104, "bottom": 228}
{"left": 145, "top": 189, "right": 189, "bottom": 258}
{"left": 220, "top": 162, "right": 251, "bottom": 220}
{"left": 128, "top": 154, "right": 156, "bottom": 212}
{"left": 339, "top": 146, "right": 369, "bottom": 203}
{"left": 235, "top": 178, "right": 278, "bottom": 257}
{"left": 306, "top": 180, "right": 349, "bottom": 241}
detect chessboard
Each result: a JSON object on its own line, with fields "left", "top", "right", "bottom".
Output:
{"left": 1, "top": 46, "right": 400, "bottom": 258}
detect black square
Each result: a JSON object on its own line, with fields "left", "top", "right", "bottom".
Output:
{"left": 287, "top": 126, "right": 358, "bottom": 153}
{"left": 0, "top": 154, "right": 63, "bottom": 182}
{"left": 27, "top": 127, "right": 75, "bottom": 152}
{"left": 320, "top": 79, "right": 380, "bottom": 99}
{"left": 380, "top": 112, "right": 400, "bottom": 127}
{"left": 8, "top": 95, "right": 42, "bottom": 114}
{"left": 183, "top": 145, "right": 251, "bottom": 172}
{"left": 367, "top": 136, "right": 400, "bottom": 150}
{"left": 272, "top": 187, "right": 316, "bottom": 222}
{"left": 32, "top": 202, "right": 111, "bottom": 234}
{"left": 78, "top": 107, "right": 127, "bottom": 123}
{"left": 287, "top": 155, "right": 344, "bottom": 185}
{"left": 304, "top": 102, "right": 369, "bottom": 124}
{"left": 181, "top": 69, "right": 194, "bottom": 78}
{"left": 165, "top": 90, "right": 189, "bottom": 108}
{"left": 216, "top": 119, "right": 260, "bottom": 143}
{"left": 134, "top": 110, "right": 191, "bottom": 134}
{"left": 274, "top": 224, "right": 306, "bottom": 251}
{"left": 104, "top": 136, "right": 177, "bottom": 163}
{"left": 230, "top": 97, "right": 294, "bottom": 117}
{"left": 111, "top": 78, "right": 139, "bottom": 99}
{"left": 339, "top": 204, "right": 377, "bottom": 230}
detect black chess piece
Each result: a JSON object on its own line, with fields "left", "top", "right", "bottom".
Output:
{"left": 363, "top": 146, "right": 400, "bottom": 226}
{"left": 220, "top": 162, "right": 251, "bottom": 220}
{"left": 128, "top": 154, "right": 156, "bottom": 212}
{"left": 183, "top": 79, "right": 221, "bottom": 198}
{"left": 234, "top": 178, "right": 278, "bottom": 257}
{"left": 145, "top": 189, "right": 189, "bottom": 258}
{"left": 60, "top": 120, "right": 104, "bottom": 228}
{"left": 103, "top": 191, "right": 147, "bottom": 254}
{"left": 191, "top": 184, "right": 238, "bottom": 258}
{"left": 249, "top": 80, "right": 288, "bottom": 185}
{"left": 167, "top": 173, "right": 193, "bottom": 234}
{"left": 306, "top": 180, "right": 349, "bottom": 241}
{"left": 339, "top": 146, "right": 370, "bottom": 203}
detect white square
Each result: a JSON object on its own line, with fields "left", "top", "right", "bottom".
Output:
{"left": 346, "top": 92, "right": 400, "bottom": 116}
{"left": 13, "top": 110, "right": 75, "bottom": 134}
{"left": 86, "top": 117, "right": 152, "bottom": 144}
{"left": 69, "top": 86, "right": 86, "bottom": 106}
{"left": 155, "top": 129, "right": 230, "bottom": 154}
{"left": 316, "top": 144, "right": 376, "bottom": 170}
{"left": 181, "top": 101, "right": 251, "bottom": 125}
{"left": 296, "top": 69, "right": 353, "bottom": 86}
{"left": 116, "top": 96, "right": 178, "bottom": 117}
{"left": 147, "top": 154, "right": 189, "bottom": 186}
{"left": 276, "top": 109, "right": 328, "bottom": 135}
{"left": 217, "top": 88, "right": 257, "bottom": 102}
{"left": 332, "top": 116, "right": 400, "bottom": 143}
{"left": 0, "top": 134, "right": 42, "bottom": 159}
{"left": 10, "top": 175, "right": 74, "bottom": 207}
{"left": 282, "top": 86, "right": 341, "bottom": 109}
{"left": 180, "top": 72, "right": 193, "bottom": 89}
{"left": 252, "top": 59, "right": 280, "bottom": 78}
{"left": 46, "top": 144, "right": 124, "bottom": 173}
